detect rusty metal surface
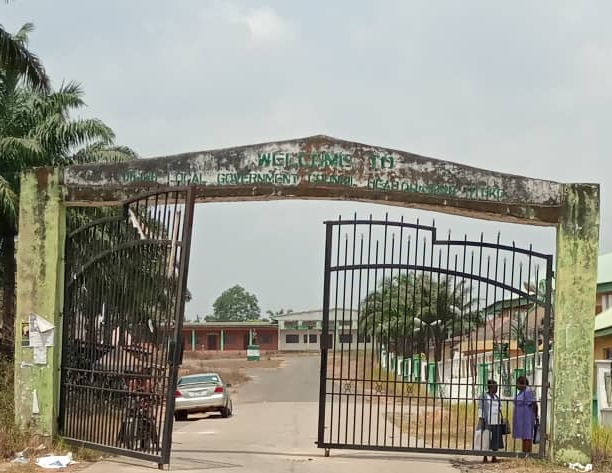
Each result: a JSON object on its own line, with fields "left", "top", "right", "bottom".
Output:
{"left": 60, "top": 135, "right": 569, "bottom": 224}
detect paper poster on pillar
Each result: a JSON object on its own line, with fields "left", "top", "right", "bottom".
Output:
{"left": 28, "top": 313, "right": 55, "bottom": 348}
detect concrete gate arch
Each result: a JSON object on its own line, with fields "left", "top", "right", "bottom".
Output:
{"left": 14, "top": 135, "right": 599, "bottom": 464}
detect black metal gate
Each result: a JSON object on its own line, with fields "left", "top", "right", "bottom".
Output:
{"left": 317, "top": 216, "right": 553, "bottom": 458}
{"left": 59, "top": 188, "right": 195, "bottom": 466}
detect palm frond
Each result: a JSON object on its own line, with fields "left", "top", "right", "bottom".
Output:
{"left": 14, "top": 23, "right": 34, "bottom": 44}
{"left": 0, "top": 24, "right": 50, "bottom": 92}
{"left": 0, "top": 174, "right": 18, "bottom": 228}
{"left": 34, "top": 81, "right": 85, "bottom": 117}
{"left": 0, "top": 136, "right": 42, "bottom": 157}
{"left": 37, "top": 114, "right": 115, "bottom": 150}
{"left": 71, "top": 143, "right": 138, "bottom": 164}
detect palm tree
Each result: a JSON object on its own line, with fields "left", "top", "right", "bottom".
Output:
{"left": 0, "top": 25, "right": 136, "bottom": 351}
{"left": 359, "top": 271, "right": 474, "bottom": 362}
{"left": 0, "top": 22, "right": 49, "bottom": 92}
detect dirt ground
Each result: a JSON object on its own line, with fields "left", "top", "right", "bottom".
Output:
{"left": 452, "top": 457, "right": 601, "bottom": 473}
{"left": 179, "top": 355, "right": 284, "bottom": 391}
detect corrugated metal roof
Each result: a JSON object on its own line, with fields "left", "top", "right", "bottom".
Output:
{"left": 595, "top": 306, "right": 612, "bottom": 333}
{"left": 599, "top": 252, "right": 612, "bottom": 285}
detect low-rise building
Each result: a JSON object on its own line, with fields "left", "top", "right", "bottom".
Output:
{"left": 182, "top": 321, "right": 278, "bottom": 353}
{"left": 274, "top": 309, "right": 372, "bottom": 352}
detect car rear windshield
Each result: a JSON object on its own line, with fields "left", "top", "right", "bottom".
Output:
{"left": 178, "top": 375, "right": 220, "bottom": 385}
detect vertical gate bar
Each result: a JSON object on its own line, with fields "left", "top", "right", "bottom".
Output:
{"left": 465, "top": 248, "right": 475, "bottom": 451}
{"left": 150, "top": 194, "right": 167, "bottom": 455}
{"left": 433, "top": 247, "right": 442, "bottom": 448}
{"left": 398, "top": 232, "right": 412, "bottom": 448}
{"left": 406, "top": 222, "right": 420, "bottom": 447}
{"left": 106, "top": 248, "right": 123, "bottom": 449}
{"left": 329, "top": 217, "right": 342, "bottom": 445}
{"left": 499, "top": 256, "right": 510, "bottom": 451}
{"left": 153, "top": 192, "right": 174, "bottom": 456}
{"left": 353, "top": 227, "right": 364, "bottom": 445}
{"left": 448, "top": 249, "right": 459, "bottom": 448}
{"left": 440, "top": 237, "right": 450, "bottom": 448}
{"left": 368, "top": 239, "right": 380, "bottom": 446}
{"left": 532, "top": 263, "right": 541, "bottom": 456}
{"left": 424, "top": 224, "right": 435, "bottom": 449}
{"left": 508, "top": 245, "right": 519, "bottom": 453}
{"left": 391, "top": 219, "right": 404, "bottom": 447}
{"left": 362, "top": 216, "right": 373, "bottom": 446}
{"left": 415, "top": 233, "right": 426, "bottom": 447}
{"left": 490, "top": 234, "right": 502, "bottom": 436}
{"left": 377, "top": 215, "right": 389, "bottom": 447}
{"left": 473, "top": 235, "right": 485, "bottom": 452}
{"left": 539, "top": 256, "right": 553, "bottom": 459}
{"left": 157, "top": 191, "right": 173, "bottom": 449}
{"left": 161, "top": 188, "right": 195, "bottom": 465}
{"left": 138, "top": 197, "right": 157, "bottom": 455}
{"left": 347, "top": 215, "right": 357, "bottom": 444}
{"left": 338, "top": 232, "right": 349, "bottom": 444}
{"left": 455, "top": 237, "right": 466, "bottom": 450}
{"left": 318, "top": 222, "right": 334, "bottom": 447}
{"left": 525, "top": 246, "right": 533, "bottom": 383}
{"left": 383, "top": 228, "right": 395, "bottom": 446}
{"left": 483, "top": 254, "right": 493, "bottom": 452}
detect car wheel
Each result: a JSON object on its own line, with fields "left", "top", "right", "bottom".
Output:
{"left": 174, "top": 411, "right": 188, "bottom": 421}
{"left": 221, "top": 401, "right": 232, "bottom": 418}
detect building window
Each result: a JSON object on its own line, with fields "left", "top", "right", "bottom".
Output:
{"left": 339, "top": 333, "right": 353, "bottom": 344}
{"left": 604, "top": 294, "right": 612, "bottom": 311}
{"left": 309, "top": 334, "right": 317, "bottom": 343}
{"left": 604, "top": 348, "right": 612, "bottom": 360}
{"left": 260, "top": 334, "right": 272, "bottom": 344}
{"left": 285, "top": 334, "right": 300, "bottom": 344}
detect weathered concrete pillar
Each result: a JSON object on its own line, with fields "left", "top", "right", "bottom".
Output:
{"left": 13, "top": 169, "right": 65, "bottom": 436}
{"left": 551, "top": 183, "right": 600, "bottom": 464}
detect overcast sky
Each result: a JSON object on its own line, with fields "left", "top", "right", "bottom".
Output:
{"left": 3, "top": 1, "right": 610, "bottom": 318}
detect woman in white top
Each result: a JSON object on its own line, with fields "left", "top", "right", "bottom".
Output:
{"left": 478, "top": 379, "right": 505, "bottom": 463}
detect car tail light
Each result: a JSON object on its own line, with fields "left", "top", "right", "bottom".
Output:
{"left": 214, "top": 386, "right": 224, "bottom": 394}
{"left": 175, "top": 389, "right": 182, "bottom": 397}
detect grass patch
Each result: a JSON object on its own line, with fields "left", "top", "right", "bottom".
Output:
{"left": 0, "top": 355, "right": 28, "bottom": 460}
{"left": 593, "top": 424, "right": 612, "bottom": 471}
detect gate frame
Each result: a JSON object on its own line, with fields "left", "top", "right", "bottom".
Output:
{"left": 13, "top": 137, "right": 599, "bottom": 465}
{"left": 54, "top": 187, "right": 195, "bottom": 466}
{"left": 317, "top": 217, "right": 555, "bottom": 458}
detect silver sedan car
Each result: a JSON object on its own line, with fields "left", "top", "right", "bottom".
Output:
{"left": 174, "top": 372, "right": 233, "bottom": 421}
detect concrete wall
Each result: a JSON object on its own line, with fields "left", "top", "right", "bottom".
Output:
{"left": 13, "top": 170, "right": 65, "bottom": 436}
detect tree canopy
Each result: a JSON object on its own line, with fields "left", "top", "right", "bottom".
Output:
{"left": 208, "top": 285, "right": 261, "bottom": 322}
{"left": 359, "top": 271, "right": 480, "bottom": 361}
{"left": 0, "top": 23, "right": 137, "bottom": 352}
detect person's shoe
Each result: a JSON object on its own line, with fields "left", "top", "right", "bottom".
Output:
{"left": 492, "top": 457, "right": 498, "bottom": 463}
{"left": 483, "top": 457, "right": 488, "bottom": 463}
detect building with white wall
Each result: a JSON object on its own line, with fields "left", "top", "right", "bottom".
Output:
{"left": 274, "top": 309, "right": 373, "bottom": 352}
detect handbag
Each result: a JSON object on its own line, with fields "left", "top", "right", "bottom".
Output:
{"left": 533, "top": 419, "right": 541, "bottom": 444}
{"left": 474, "top": 427, "right": 490, "bottom": 450}
{"left": 500, "top": 412, "right": 510, "bottom": 435}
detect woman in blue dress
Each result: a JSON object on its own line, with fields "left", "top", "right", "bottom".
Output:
{"left": 513, "top": 376, "right": 539, "bottom": 454}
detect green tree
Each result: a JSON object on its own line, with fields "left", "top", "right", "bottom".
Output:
{"left": 209, "top": 285, "right": 261, "bottom": 321}
{"left": 359, "top": 271, "right": 475, "bottom": 362}
{"left": 0, "top": 22, "right": 49, "bottom": 92}
{"left": 0, "top": 24, "right": 136, "bottom": 351}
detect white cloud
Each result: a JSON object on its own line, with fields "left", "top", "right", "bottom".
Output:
{"left": 220, "top": 4, "right": 294, "bottom": 42}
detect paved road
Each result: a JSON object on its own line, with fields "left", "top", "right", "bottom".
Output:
{"left": 83, "top": 354, "right": 457, "bottom": 472}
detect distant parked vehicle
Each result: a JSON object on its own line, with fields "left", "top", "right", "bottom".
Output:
{"left": 174, "top": 373, "right": 233, "bottom": 421}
